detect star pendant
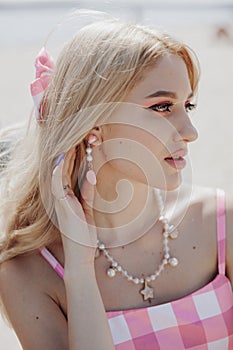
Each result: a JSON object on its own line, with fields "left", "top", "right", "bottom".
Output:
{"left": 140, "top": 281, "right": 154, "bottom": 301}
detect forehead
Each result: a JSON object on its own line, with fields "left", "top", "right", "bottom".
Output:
{"left": 128, "top": 54, "right": 192, "bottom": 100}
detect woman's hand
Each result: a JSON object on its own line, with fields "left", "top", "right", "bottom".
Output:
{"left": 51, "top": 148, "right": 115, "bottom": 349}
{"left": 51, "top": 147, "right": 97, "bottom": 266}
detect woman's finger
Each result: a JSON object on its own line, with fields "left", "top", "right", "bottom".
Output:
{"left": 80, "top": 177, "right": 95, "bottom": 226}
{"left": 68, "top": 148, "right": 76, "bottom": 179}
{"left": 54, "top": 194, "right": 97, "bottom": 247}
{"left": 52, "top": 152, "right": 97, "bottom": 247}
{"left": 62, "top": 148, "right": 76, "bottom": 188}
{"left": 52, "top": 148, "right": 76, "bottom": 198}
{"left": 52, "top": 158, "right": 66, "bottom": 199}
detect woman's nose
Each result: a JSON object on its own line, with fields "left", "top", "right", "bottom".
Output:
{"left": 173, "top": 112, "right": 198, "bottom": 143}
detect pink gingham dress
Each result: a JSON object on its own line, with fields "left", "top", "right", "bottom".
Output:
{"left": 39, "top": 188, "right": 233, "bottom": 349}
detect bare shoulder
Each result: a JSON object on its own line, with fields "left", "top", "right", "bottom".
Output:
{"left": 190, "top": 185, "right": 233, "bottom": 285}
{"left": 225, "top": 191, "right": 233, "bottom": 286}
{"left": 189, "top": 184, "right": 217, "bottom": 205}
{"left": 189, "top": 184, "right": 225, "bottom": 228}
{"left": 189, "top": 184, "right": 219, "bottom": 239}
{"left": 180, "top": 184, "right": 218, "bottom": 222}
{"left": 0, "top": 250, "right": 68, "bottom": 349}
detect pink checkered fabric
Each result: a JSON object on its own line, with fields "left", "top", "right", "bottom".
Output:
{"left": 39, "top": 188, "right": 233, "bottom": 349}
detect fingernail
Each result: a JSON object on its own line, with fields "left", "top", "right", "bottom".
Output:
{"left": 56, "top": 153, "right": 65, "bottom": 165}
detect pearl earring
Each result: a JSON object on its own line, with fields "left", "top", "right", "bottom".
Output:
{"left": 86, "top": 135, "right": 97, "bottom": 185}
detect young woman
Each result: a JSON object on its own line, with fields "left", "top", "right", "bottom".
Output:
{"left": 0, "top": 13, "right": 233, "bottom": 349}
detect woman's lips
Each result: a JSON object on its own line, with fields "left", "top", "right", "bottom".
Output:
{"left": 164, "top": 149, "right": 187, "bottom": 170}
{"left": 164, "top": 157, "right": 186, "bottom": 170}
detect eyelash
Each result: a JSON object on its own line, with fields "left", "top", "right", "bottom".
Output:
{"left": 148, "top": 102, "right": 197, "bottom": 114}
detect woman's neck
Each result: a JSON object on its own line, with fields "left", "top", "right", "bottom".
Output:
{"left": 91, "top": 163, "right": 192, "bottom": 247}
{"left": 92, "top": 164, "right": 161, "bottom": 247}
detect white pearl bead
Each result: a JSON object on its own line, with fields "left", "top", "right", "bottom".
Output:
{"left": 133, "top": 278, "right": 140, "bottom": 284}
{"left": 86, "top": 148, "right": 92, "bottom": 154}
{"left": 146, "top": 277, "right": 151, "bottom": 282}
{"left": 151, "top": 275, "right": 156, "bottom": 281}
{"left": 165, "top": 253, "right": 170, "bottom": 259}
{"left": 159, "top": 215, "right": 168, "bottom": 223}
{"left": 112, "top": 261, "right": 118, "bottom": 267}
{"left": 169, "top": 257, "right": 179, "bottom": 267}
{"left": 107, "top": 268, "right": 116, "bottom": 278}
{"left": 127, "top": 275, "right": 133, "bottom": 281}
{"left": 98, "top": 243, "right": 105, "bottom": 250}
{"left": 117, "top": 265, "right": 122, "bottom": 272}
{"left": 169, "top": 230, "right": 178, "bottom": 239}
{"left": 139, "top": 278, "right": 144, "bottom": 284}
{"left": 86, "top": 155, "right": 93, "bottom": 162}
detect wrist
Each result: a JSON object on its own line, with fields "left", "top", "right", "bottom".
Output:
{"left": 62, "top": 239, "right": 97, "bottom": 264}
{"left": 63, "top": 262, "right": 96, "bottom": 284}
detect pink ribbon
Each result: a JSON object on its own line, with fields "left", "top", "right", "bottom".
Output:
{"left": 30, "top": 47, "right": 54, "bottom": 122}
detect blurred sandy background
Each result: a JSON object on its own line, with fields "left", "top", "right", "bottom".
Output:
{"left": 0, "top": 0, "right": 233, "bottom": 349}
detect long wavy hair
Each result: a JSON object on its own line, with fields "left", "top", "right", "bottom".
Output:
{"left": 0, "top": 15, "right": 200, "bottom": 266}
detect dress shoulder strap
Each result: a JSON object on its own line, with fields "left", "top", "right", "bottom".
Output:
{"left": 216, "top": 188, "right": 226, "bottom": 275}
{"left": 39, "top": 246, "right": 64, "bottom": 279}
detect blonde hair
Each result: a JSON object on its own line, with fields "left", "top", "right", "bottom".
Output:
{"left": 0, "top": 16, "right": 200, "bottom": 264}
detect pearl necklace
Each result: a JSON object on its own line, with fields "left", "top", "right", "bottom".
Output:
{"left": 96, "top": 188, "right": 179, "bottom": 302}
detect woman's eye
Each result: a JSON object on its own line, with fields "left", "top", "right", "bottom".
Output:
{"left": 147, "top": 101, "right": 197, "bottom": 115}
{"left": 148, "top": 102, "right": 173, "bottom": 113}
{"left": 185, "top": 102, "right": 197, "bottom": 113}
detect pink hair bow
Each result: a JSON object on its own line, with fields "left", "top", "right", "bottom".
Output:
{"left": 30, "top": 47, "right": 54, "bottom": 123}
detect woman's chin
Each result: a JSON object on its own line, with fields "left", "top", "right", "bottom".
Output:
{"left": 150, "top": 174, "right": 183, "bottom": 191}
{"left": 166, "top": 179, "right": 182, "bottom": 191}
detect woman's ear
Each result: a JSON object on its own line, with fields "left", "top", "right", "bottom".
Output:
{"left": 86, "top": 126, "right": 103, "bottom": 146}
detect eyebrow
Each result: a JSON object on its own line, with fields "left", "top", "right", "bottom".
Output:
{"left": 145, "top": 90, "right": 193, "bottom": 99}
